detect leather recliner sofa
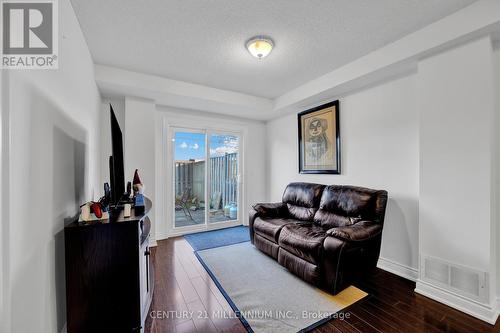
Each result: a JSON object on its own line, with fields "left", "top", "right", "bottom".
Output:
{"left": 249, "top": 182, "right": 388, "bottom": 294}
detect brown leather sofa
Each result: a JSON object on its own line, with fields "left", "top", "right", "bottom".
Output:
{"left": 249, "top": 182, "right": 388, "bottom": 294}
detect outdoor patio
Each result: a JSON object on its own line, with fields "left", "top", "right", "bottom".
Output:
{"left": 175, "top": 208, "right": 237, "bottom": 227}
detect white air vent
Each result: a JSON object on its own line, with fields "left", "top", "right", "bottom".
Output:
{"left": 421, "top": 255, "right": 489, "bottom": 303}
{"left": 450, "top": 266, "right": 480, "bottom": 297}
{"left": 424, "top": 257, "right": 448, "bottom": 284}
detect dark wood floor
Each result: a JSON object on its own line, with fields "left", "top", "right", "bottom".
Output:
{"left": 145, "top": 237, "right": 500, "bottom": 333}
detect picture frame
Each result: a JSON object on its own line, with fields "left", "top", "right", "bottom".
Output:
{"left": 298, "top": 100, "right": 340, "bottom": 174}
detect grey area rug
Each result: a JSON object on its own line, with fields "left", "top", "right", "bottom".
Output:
{"left": 196, "top": 242, "right": 367, "bottom": 333}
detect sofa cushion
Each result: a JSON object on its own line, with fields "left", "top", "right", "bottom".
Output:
{"left": 286, "top": 205, "right": 317, "bottom": 221}
{"left": 253, "top": 217, "right": 299, "bottom": 243}
{"left": 313, "top": 210, "right": 362, "bottom": 228}
{"left": 254, "top": 233, "right": 280, "bottom": 259}
{"left": 282, "top": 182, "right": 325, "bottom": 221}
{"left": 314, "top": 185, "right": 377, "bottom": 228}
{"left": 278, "top": 223, "right": 328, "bottom": 265}
{"left": 278, "top": 247, "right": 321, "bottom": 285}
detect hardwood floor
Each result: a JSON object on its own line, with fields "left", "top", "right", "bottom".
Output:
{"left": 145, "top": 237, "right": 500, "bottom": 333}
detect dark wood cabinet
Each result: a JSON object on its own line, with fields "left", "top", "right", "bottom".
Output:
{"left": 64, "top": 198, "right": 154, "bottom": 333}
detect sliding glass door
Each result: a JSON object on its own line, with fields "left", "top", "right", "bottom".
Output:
{"left": 208, "top": 134, "right": 239, "bottom": 224}
{"left": 173, "top": 130, "right": 206, "bottom": 228}
{"left": 172, "top": 128, "right": 240, "bottom": 230}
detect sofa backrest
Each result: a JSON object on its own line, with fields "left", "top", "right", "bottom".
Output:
{"left": 282, "top": 182, "right": 325, "bottom": 221}
{"left": 313, "top": 185, "right": 388, "bottom": 229}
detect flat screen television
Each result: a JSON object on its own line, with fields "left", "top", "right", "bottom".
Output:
{"left": 109, "top": 104, "right": 125, "bottom": 206}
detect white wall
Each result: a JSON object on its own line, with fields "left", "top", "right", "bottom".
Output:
{"left": 494, "top": 41, "right": 500, "bottom": 306}
{"left": 418, "top": 37, "right": 494, "bottom": 274}
{"left": 415, "top": 36, "right": 498, "bottom": 323}
{"left": 0, "top": 67, "right": 7, "bottom": 333}
{"left": 1, "top": 0, "right": 101, "bottom": 331}
{"left": 266, "top": 74, "right": 419, "bottom": 274}
{"left": 124, "top": 98, "right": 157, "bottom": 245}
{"left": 157, "top": 106, "right": 267, "bottom": 238}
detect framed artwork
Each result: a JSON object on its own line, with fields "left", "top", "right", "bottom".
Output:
{"left": 298, "top": 100, "right": 340, "bottom": 174}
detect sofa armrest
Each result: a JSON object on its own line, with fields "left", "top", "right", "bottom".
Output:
{"left": 248, "top": 207, "right": 259, "bottom": 244}
{"left": 249, "top": 202, "right": 287, "bottom": 244}
{"left": 326, "top": 221, "right": 382, "bottom": 242}
{"left": 252, "top": 202, "right": 288, "bottom": 218}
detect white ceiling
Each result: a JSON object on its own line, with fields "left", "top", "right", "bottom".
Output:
{"left": 72, "top": 0, "right": 477, "bottom": 99}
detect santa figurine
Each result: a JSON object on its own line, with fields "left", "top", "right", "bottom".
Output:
{"left": 133, "top": 169, "right": 145, "bottom": 195}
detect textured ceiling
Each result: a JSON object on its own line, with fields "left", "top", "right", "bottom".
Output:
{"left": 71, "top": 0, "right": 477, "bottom": 99}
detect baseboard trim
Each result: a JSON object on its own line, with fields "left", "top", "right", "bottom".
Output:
{"left": 496, "top": 297, "right": 500, "bottom": 323}
{"left": 377, "top": 257, "right": 418, "bottom": 281}
{"left": 156, "top": 231, "right": 168, "bottom": 241}
{"left": 415, "top": 279, "right": 498, "bottom": 324}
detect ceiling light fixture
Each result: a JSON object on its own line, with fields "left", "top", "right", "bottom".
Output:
{"left": 246, "top": 36, "right": 274, "bottom": 59}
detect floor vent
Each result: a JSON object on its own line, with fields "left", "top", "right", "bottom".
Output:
{"left": 421, "top": 255, "right": 489, "bottom": 303}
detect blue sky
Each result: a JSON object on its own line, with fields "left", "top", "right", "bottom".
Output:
{"left": 174, "top": 132, "right": 238, "bottom": 161}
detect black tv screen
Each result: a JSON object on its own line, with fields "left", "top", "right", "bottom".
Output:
{"left": 110, "top": 104, "right": 125, "bottom": 205}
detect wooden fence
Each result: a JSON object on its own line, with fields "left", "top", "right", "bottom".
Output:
{"left": 175, "top": 153, "right": 238, "bottom": 209}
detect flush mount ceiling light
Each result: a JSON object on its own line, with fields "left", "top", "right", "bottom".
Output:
{"left": 246, "top": 36, "right": 274, "bottom": 59}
